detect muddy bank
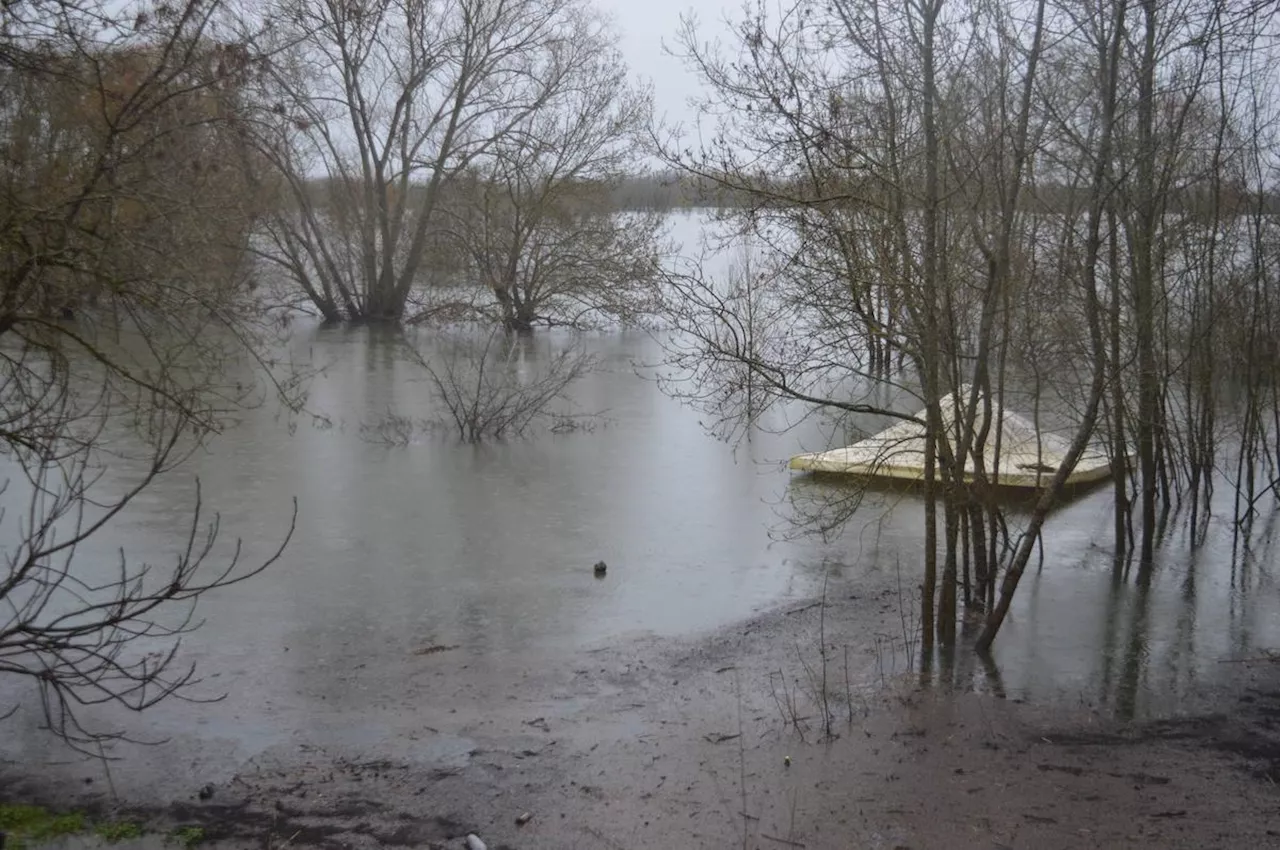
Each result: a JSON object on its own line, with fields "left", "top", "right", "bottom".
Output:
{"left": 4, "top": 582, "right": 1280, "bottom": 850}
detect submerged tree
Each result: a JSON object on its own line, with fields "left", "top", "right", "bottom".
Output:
{"left": 357, "top": 329, "right": 595, "bottom": 444}
{"left": 417, "top": 330, "right": 594, "bottom": 441}
{"left": 245, "top": 0, "right": 649, "bottom": 324}
{"left": 439, "top": 28, "right": 663, "bottom": 332}
{"left": 0, "top": 0, "right": 297, "bottom": 750}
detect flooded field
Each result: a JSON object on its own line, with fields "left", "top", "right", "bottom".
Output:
{"left": 2, "top": 218, "right": 1278, "bottom": 849}
{"left": 3, "top": 317, "right": 1277, "bottom": 770}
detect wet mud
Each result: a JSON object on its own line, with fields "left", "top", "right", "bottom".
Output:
{"left": 4, "top": 580, "right": 1280, "bottom": 850}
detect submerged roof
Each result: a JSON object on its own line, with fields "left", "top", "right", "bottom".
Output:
{"left": 788, "top": 390, "right": 1112, "bottom": 489}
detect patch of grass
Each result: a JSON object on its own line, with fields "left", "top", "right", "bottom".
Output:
{"left": 0, "top": 804, "right": 87, "bottom": 849}
{"left": 172, "top": 826, "right": 205, "bottom": 848}
{"left": 94, "top": 820, "right": 144, "bottom": 843}
{"left": 0, "top": 804, "right": 161, "bottom": 849}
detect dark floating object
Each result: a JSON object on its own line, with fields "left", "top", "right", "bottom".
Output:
{"left": 593, "top": 560, "right": 608, "bottom": 577}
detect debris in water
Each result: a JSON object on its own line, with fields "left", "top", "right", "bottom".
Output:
{"left": 516, "top": 812, "right": 532, "bottom": 826}
{"left": 593, "top": 560, "right": 608, "bottom": 577}
{"left": 412, "top": 644, "right": 459, "bottom": 656}
{"left": 464, "top": 833, "right": 487, "bottom": 850}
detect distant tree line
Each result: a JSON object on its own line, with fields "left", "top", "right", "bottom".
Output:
{"left": 609, "top": 173, "right": 1280, "bottom": 216}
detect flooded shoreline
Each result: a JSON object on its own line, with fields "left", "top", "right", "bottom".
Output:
{"left": 4, "top": 232, "right": 1280, "bottom": 845}
{"left": 4, "top": 565, "right": 1279, "bottom": 849}
{"left": 2, "top": 317, "right": 1278, "bottom": 769}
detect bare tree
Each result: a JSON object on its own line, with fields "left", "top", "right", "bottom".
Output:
{"left": 653, "top": 0, "right": 1279, "bottom": 652}
{"left": 658, "top": 0, "right": 1280, "bottom": 655}
{"left": 244, "top": 0, "right": 610, "bottom": 324}
{"left": 439, "top": 24, "right": 663, "bottom": 332}
{"left": 0, "top": 0, "right": 297, "bottom": 750}
{"left": 657, "top": 0, "right": 1069, "bottom": 650}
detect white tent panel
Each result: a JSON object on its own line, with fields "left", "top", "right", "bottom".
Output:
{"left": 789, "top": 391, "right": 1112, "bottom": 489}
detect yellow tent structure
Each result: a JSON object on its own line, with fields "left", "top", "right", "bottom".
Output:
{"left": 788, "top": 390, "right": 1112, "bottom": 489}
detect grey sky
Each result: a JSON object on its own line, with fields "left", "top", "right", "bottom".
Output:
{"left": 595, "top": 0, "right": 735, "bottom": 134}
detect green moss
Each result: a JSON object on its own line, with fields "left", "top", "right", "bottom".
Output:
{"left": 94, "top": 821, "right": 144, "bottom": 843}
{"left": 0, "top": 803, "right": 87, "bottom": 849}
{"left": 0, "top": 804, "right": 160, "bottom": 848}
{"left": 172, "top": 826, "right": 205, "bottom": 848}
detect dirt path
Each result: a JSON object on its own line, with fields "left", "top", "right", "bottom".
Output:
{"left": 4, "top": 587, "right": 1280, "bottom": 850}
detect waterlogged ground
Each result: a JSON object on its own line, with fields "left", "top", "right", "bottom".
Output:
{"left": 3, "top": 298, "right": 1280, "bottom": 846}
{"left": 4, "top": 583, "right": 1280, "bottom": 849}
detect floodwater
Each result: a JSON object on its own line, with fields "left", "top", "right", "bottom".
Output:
{"left": 2, "top": 215, "right": 1279, "bottom": 789}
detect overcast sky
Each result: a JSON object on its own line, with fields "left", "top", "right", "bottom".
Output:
{"left": 596, "top": 0, "right": 736, "bottom": 133}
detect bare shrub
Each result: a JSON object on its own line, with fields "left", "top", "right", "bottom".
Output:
{"left": 366, "top": 330, "right": 597, "bottom": 443}
{"left": 0, "top": 0, "right": 299, "bottom": 750}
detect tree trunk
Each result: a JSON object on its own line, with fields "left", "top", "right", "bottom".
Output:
{"left": 1108, "top": 209, "right": 1131, "bottom": 561}
{"left": 918, "top": 0, "right": 943, "bottom": 655}
{"left": 977, "top": 0, "right": 1125, "bottom": 651}
{"left": 940, "top": 480, "right": 959, "bottom": 645}
{"left": 1132, "top": 0, "right": 1161, "bottom": 573}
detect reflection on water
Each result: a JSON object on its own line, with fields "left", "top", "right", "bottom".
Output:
{"left": 0, "top": 323, "right": 872, "bottom": 764}
{"left": 0, "top": 216, "right": 1277, "bottom": 770}
{"left": 952, "top": 488, "right": 1280, "bottom": 720}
